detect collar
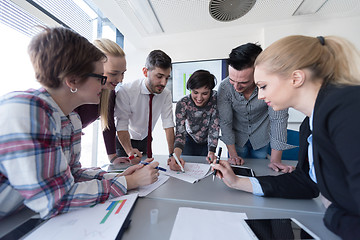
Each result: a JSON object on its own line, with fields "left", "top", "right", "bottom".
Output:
{"left": 309, "top": 109, "right": 314, "bottom": 132}
{"left": 140, "top": 78, "right": 152, "bottom": 95}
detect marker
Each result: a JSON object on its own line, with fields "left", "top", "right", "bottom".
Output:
{"left": 140, "top": 161, "right": 167, "bottom": 172}
{"left": 213, "top": 147, "right": 222, "bottom": 181}
{"left": 173, "top": 154, "right": 185, "bottom": 173}
{"left": 129, "top": 152, "right": 143, "bottom": 160}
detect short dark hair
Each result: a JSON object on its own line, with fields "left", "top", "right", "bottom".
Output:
{"left": 145, "top": 50, "right": 172, "bottom": 71}
{"left": 227, "top": 43, "right": 262, "bottom": 71}
{"left": 28, "top": 27, "right": 106, "bottom": 89}
{"left": 186, "top": 70, "right": 216, "bottom": 90}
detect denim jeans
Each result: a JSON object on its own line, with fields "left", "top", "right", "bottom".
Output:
{"left": 182, "top": 135, "right": 208, "bottom": 156}
{"left": 235, "top": 140, "right": 269, "bottom": 159}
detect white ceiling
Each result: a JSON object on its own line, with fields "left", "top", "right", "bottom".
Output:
{"left": 94, "top": 0, "right": 360, "bottom": 50}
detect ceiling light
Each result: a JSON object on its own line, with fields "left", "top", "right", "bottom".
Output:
{"left": 293, "top": 0, "right": 328, "bottom": 16}
{"left": 125, "top": 0, "right": 164, "bottom": 34}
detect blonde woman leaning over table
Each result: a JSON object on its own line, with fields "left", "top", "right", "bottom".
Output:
{"left": 74, "top": 38, "right": 131, "bottom": 164}
{"left": 213, "top": 35, "right": 360, "bottom": 239}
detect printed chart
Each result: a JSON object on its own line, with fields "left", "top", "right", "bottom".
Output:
{"left": 99, "top": 199, "right": 127, "bottom": 224}
{"left": 25, "top": 193, "right": 138, "bottom": 240}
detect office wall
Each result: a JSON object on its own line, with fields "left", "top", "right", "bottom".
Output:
{"left": 122, "top": 15, "right": 360, "bottom": 156}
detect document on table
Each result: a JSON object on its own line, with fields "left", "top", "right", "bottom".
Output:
{"left": 170, "top": 207, "right": 254, "bottom": 240}
{"left": 25, "top": 193, "right": 138, "bottom": 240}
{"left": 163, "top": 162, "right": 212, "bottom": 183}
{"left": 128, "top": 174, "right": 169, "bottom": 197}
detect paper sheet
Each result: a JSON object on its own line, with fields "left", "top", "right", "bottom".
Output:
{"left": 170, "top": 207, "right": 253, "bottom": 240}
{"left": 25, "top": 193, "right": 138, "bottom": 240}
{"left": 128, "top": 174, "right": 169, "bottom": 197}
{"left": 163, "top": 162, "right": 212, "bottom": 183}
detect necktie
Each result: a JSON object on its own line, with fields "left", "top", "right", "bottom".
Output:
{"left": 147, "top": 94, "right": 154, "bottom": 158}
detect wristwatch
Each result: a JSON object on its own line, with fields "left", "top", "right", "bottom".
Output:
{"left": 110, "top": 155, "right": 118, "bottom": 163}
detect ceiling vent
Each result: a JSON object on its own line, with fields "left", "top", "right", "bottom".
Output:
{"left": 209, "top": 0, "right": 256, "bottom": 22}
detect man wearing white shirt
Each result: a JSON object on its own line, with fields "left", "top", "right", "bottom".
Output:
{"left": 115, "top": 50, "right": 175, "bottom": 163}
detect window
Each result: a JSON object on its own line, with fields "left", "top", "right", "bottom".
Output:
{"left": 0, "top": 0, "right": 123, "bottom": 167}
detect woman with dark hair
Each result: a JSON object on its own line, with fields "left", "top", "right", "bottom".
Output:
{"left": 168, "top": 70, "right": 219, "bottom": 171}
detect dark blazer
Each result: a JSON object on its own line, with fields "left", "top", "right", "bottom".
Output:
{"left": 312, "top": 84, "right": 360, "bottom": 239}
{"left": 256, "top": 119, "right": 319, "bottom": 199}
{"left": 258, "top": 84, "right": 360, "bottom": 239}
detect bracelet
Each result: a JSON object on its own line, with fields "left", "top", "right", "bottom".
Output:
{"left": 110, "top": 155, "right": 118, "bottom": 163}
{"left": 169, "top": 153, "right": 173, "bottom": 158}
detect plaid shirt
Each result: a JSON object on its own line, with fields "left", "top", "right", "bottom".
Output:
{"left": 0, "top": 89, "right": 127, "bottom": 219}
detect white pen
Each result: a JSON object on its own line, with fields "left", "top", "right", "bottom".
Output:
{"left": 172, "top": 153, "right": 185, "bottom": 173}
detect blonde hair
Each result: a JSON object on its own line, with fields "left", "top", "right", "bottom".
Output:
{"left": 255, "top": 35, "right": 360, "bottom": 86}
{"left": 93, "top": 38, "right": 125, "bottom": 130}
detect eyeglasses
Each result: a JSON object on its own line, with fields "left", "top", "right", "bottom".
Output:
{"left": 87, "top": 73, "right": 107, "bottom": 85}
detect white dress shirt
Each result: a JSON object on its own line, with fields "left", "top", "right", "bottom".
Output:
{"left": 115, "top": 78, "right": 175, "bottom": 140}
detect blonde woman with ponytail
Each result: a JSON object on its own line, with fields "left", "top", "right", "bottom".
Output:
{"left": 213, "top": 35, "right": 360, "bottom": 239}
{"left": 75, "top": 38, "right": 129, "bottom": 164}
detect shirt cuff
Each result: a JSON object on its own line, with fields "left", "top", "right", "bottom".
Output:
{"left": 115, "top": 175, "right": 127, "bottom": 190}
{"left": 104, "top": 173, "right": 128, "bottom": 190}
{"left": 208, "top": 146, "right": 216, "bottom": 153}
{"left": 115, "top": 122, "right": 129, "bottom": 131}
{"left": 270, "top": 137, "right": 296, "bottom": 151}
{"left": 249, "top": 177, "right": 264, "bottom": 196}
{"left": 174, "top": 141, "right": 184, "bottom": 151}
{"left": 162, "top": 119, "right": 175, "bottom": 129}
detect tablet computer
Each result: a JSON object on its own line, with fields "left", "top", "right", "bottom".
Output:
{"left": 231, "top": 165, "right": 255, "bottom": 177}
{"left": 243, "top": 218, "right": 320, "bottom": 240}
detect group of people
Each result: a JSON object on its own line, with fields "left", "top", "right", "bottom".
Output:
{"left": 0, "top": 26, "right": 359, "bottom": 239}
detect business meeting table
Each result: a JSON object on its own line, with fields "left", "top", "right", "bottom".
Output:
{"left": 0, "top": 155, "right": 340, "bottom": 239}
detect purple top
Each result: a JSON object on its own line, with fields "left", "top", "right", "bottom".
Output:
{"left": 74, "top": 90, "right": 116, "bottom": 155}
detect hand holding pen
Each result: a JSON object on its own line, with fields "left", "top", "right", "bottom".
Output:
{"left": 213, "top": 147, "right": 222, "bottom": 181}
{"left": 127, "top": 150, "right": 142, "bottom": 164}
{"left": 125, "top": 161, "right": 160, "bottom": 189}
{"left": 206, "top": 151, "right": 216, "bottom": 164}
{"left": 168, "top": 153, "right": 185, "bottom": 172}
{"left": 140, "top": 161, "right": 167, "bottom": 172}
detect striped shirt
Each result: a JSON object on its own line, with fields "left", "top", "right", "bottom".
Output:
{"left": 217, "top": 77, "right": 291, "bottom": 150}
{"left": 0, "top": 89, "right": 127, "bottom": 219}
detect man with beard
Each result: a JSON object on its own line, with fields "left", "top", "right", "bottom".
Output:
{"left": 115, "top": 50, "right": 175, "bottom": 163}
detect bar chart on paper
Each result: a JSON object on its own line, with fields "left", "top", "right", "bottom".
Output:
{"left": 100, "top": 199, "right": 127, "bottom": 224}
{"left": 25, "top": 193, "right": 138, "bottom": 240}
